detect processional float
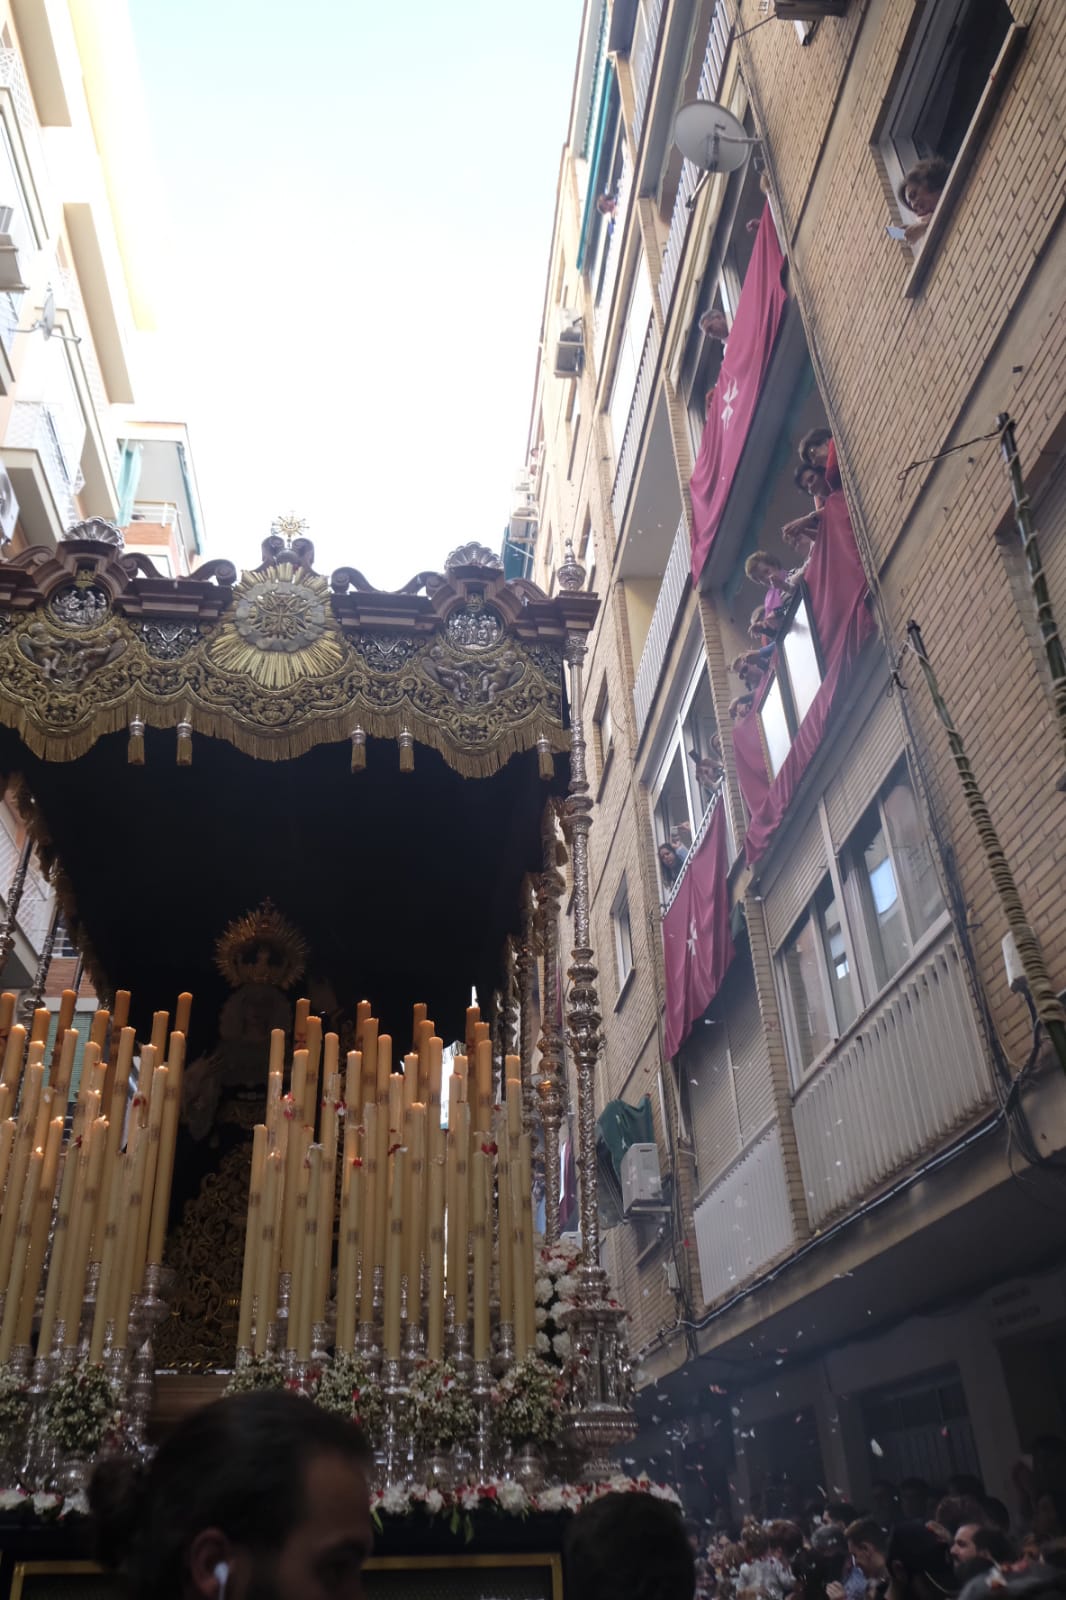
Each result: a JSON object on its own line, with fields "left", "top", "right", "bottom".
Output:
{"left": 0, "top": 519, "right": 636, "bottom": 1499}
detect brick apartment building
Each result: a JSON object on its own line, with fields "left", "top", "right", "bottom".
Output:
{"left": 516, "top": 0, "right": 1066, "bottom": 1521}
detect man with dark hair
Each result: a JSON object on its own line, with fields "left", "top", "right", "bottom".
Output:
{"left": 795, "top": 462, "right": 832, "bottom": 502}
{"left": 887, "top": 1522, "right": 960, "bottom": 1600}
{"left": 898, "top": 156, "right": 950, "bottom": 242}
{"left": 848, "top": 1518, "right": 890, "bottom": 1590}
{"left": 90, "top": 1390, "right": 372, "bottom": 1600}
{"left": 565, "top": 1490, "right": 696, "bottom": 1600}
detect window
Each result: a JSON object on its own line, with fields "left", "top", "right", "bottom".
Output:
{"left": 651, "top": 664, "right": 722, "bottom": 895}
{"left": 757, "top": 593, "right": 824, "bottom": 775}
{"left": 594, "top": 683, "right": 614, "bottom": 777}
{"left": 780, "top": 878, "right": 856, "bottom": 1073}
{"left": 776, "top": 765, "right": 946, "bottom": 1079}
{"left": 879, "top": 0, "right": 1016, "bottom": 223}
{"left": 683, "top": 675, "right": 720, "bottom": 821}
{"left": 607, "top": 254, "right": 653, "bottom": 463}
{"left": 842, "top": 764, "right": 946, "bottom": 991}
{"left": 611, "top": 879, "right": 634, "bottom": 995}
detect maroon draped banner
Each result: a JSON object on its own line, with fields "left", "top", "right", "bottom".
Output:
{"left": 689, "top": 204, "right": 788, "bottom": 583}
{"left": 743, "top": 491, "right": 875, "bottom": 864}
{"left": 663, "top": 801, "right": 735, "bottom": 1060}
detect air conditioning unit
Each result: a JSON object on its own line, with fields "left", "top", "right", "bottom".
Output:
{"left": 0, "top": 463, "right": 20, "bottom": 546}
{"left": 554, "top": 306, "right": 584, "bottom": 378}
{"left": 620, "top": 1142, "right": 664, "bottom": 1214}
{"left": 773, "top": 0, "right": 848, "bottom": 17}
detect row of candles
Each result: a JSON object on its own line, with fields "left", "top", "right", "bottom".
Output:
{"left": 0, "top": 987, "right": 189, "bottom": 1366}
{"left": 238, "top": 1000, "right": 539, "bottom": 1365}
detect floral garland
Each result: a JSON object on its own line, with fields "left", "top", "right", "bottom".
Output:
{"left": 533, "top": 1246, "right": 579, "bottom": 1366}
{"left": 370, "top": 1473, "right": 683, "bottom": 1537}
{"left": 491, "top": 1354, "right": 565, "bottom": 1446}
{"left": 223, "top": 1353, "right": 286, "bottom": 1396}
{"left": 0, "top": 1367, "right": 28, "bottom": 1449}
{"left": 42, "top": 1362, "right": 120, "bottom": 1456}
{"left": 407, "top": 1359, "right": 477, "bottom": 1451}
{"left": 313, "top": 1353, "right": 385, "bottom": 1441}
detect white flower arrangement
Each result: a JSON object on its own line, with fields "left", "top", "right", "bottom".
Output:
{"left": 42, "top": 1362, "right": 120, "bottom": 1457}
{"left": 491, "top": 1354, "right": 565, "bottom": 1446}
{"left": 223, "top": 1353, "right": 286, "bottom": 1396}
{"left": 364, "top": 1474, "right": 680, "bottom": 1527}
{"left": 530, "top": 1247, "right": 582, "bottom": 1369}
{"left": 407, "top": 1359, "right": 477, "bottom": 1451}
{"left": 313, "top": 1353, "right": 384, "bottom": 1441}
{"left": 0, "top": 1365, "right": 28, "bottom": 1449}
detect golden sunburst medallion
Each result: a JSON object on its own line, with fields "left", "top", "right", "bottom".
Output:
{"left": 214, "top": 899, "right": 308, "bottom": 990}
{"left": 208, "top": 566, "right": 345, "bottom": 690}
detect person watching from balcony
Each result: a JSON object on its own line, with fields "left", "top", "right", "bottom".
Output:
{"left": 692, "top": 748, "right": 724, "bottom": 799}
{"left": 745, "top": 551, "right": 793, "bottom": 625}
{"left": 798, "top": 427, "right": 841, "bottom": 492}
{"left": 596, "top": 192, "right": 618, "bottom": 218}
{"left": 729, "top": 693, "right": 754, "bottom": 723}
{"left": 672, "top": 821, "right": 693, "bottom": 854}
{"left": 732, "top": 651, "right": 770, "bottom": 692}
{"left": 750, "top": 603, "right": 778, "bottom": 644}
{"left": 898, "top": 156, "right": 950, "bottom": 244}
{"left": 782, "top": 518, "right": 818, "bottom": 567}
{"left": 659, "top": 840, "right": 684, "bottom": 886}
{"left": 700, "top": 308, "right": 731, "bottom": 345}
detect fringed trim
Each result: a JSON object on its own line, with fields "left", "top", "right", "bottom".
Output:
{"left": 0, "top": 695, "right": 571, "bottom": 780}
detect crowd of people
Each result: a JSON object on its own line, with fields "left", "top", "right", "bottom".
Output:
{"left": 683, "top": 1452, "right": 1066, "bottom": 1600}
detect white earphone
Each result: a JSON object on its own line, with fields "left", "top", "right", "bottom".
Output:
{"left": 214, "top": 1561, "right": 230, "bottom": 1600}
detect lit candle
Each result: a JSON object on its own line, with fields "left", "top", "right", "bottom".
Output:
{"left": 383, "top": 1144, "right": 406, "bottom": 1359}
{"left": 89, "top": 1122, "right": 126, "bottom": 1359}
{"left": 298, "top": 1144, "right": 324, "bottom": 1357}
{"left": 495, "top": 1108, "right": 514, "bottom": 1333}
{"left": 427, "top": 1036, "right": 444, "bottom": 1164}
{"left": 346, "top": 1049, "right": 362, "bottom": 1123}
{"left": 402, "top": 1053, "right": 418, "bottom": 1111}
{"left": 237, "top": 1124, "right": 268, "bottom": 1352}
{"left": 335, "top": 1123, "right": 361, "bottom": 1351}
{"left": 304, "top": 1017, "right": 323, "bottom": 1133}
{"left": 0, "top": 1023, "right": 25, "bottom": 1096}
{"left": 360, "top": 1017, "right": 378, "bottom": 1117}
{"left": 281, "top": 1120, "right": 312, "bottom": 1275}
{"left": 375, "top": 1036, "right": 391, "bottom": 1277}
{"left": 405, "top": 1103, "right": 426, "bottom": 1326}
{"left": 293, "top": 997, "right": 310, "bottom": 1052}
{"left": 388, "top": 1073, "right": 404, "bottom": 1143}
{"left": 471, "top": 1147, "right": 490, "bottom": 1362}
{"left": 474, "top": 1038, "right": 492, "bottom": 1134}
{"left": 268, "top": 1027, "right": 286, "bottom": 1080}
{"left": 132, "top": 1062, "right": 169, "bottom": 1285}
{"left": 38, "top": 1118, "right": 91, "bottom": 1355}
{"left": 355, "top": 1000, "right": 372, "bottom": 1046}
{"left": 174, "top": 991, "right": 193, "bottom": 1040}
{"left": 412, "top": 1002, "right": 427, "bottom": 1045}
{"left": 112, "top": 1132, "right": 151, "bottom": 1351}
{"left": 149, "top": 1010, "right": 169, "bottom": 1059}
{"left": 465, "top": 1005, "right": 480, "bottom": 1061}
{"left": 285, "top": 1141, "right": 314, "bottom": 1352}
{"left": 29, "top": 1008, "right": 49, "bottom": 1045}
{"left": 0, "top": 1145, "right": 42, "bottom": 1361}
{"left": 0, "top": 1060, "right": 43, "bottom": 1289}
{"left": 359, "top": 1103, "right": 378, "bottom": 1326}
{"left": 426, "top": 1154, "right": 445, "bottom": 1359}
{"left": 266, "top": 1069, "right": 283, "bottom": 1145}
{"left": 313, "top": 1070, "right": 340, "bottom": 1322}
{"left": 147, "top": 1031, "right": 185, "bottom": 1265}
{"left": 14, "top": 1115, "right": 63, "bottom": 1347}
{"left": 290, "top": 1050, "right": 308, "bottom": 1131}
{"left": 48, "top": 991, "right": 77, "bottom": 1075}
{"left": 252, "top": 1150, "right": 281, "bottom": 1357}
{"left": 448, "top": 1101, "right": 470, "bottom": 1328}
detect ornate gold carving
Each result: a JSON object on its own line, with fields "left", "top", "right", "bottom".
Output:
{"left": 207, "top": 567, "right": 344, "bottom": 689}
{"left": 214, "top": 899, "right": 308, "bottom": 991}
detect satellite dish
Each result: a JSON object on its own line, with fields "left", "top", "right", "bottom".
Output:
{"left": 674, "top": 101, "right": 755, "bottom": 174}
{"left": 18, "top": 285, "right": 81, "bottom": 344}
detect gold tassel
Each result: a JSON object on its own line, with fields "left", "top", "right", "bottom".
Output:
{"left": 537, "top": 735, "right": 554, "bottom": 781}
{"left": 350, "top": 726, "right": 367, "bottom": 772}
{"left": 176, "top": 717, "right": 193, "bottom": 767}
{"left": 127, "top": 717, "right": 145, "bottom": 766}
{"left": 398, "top": 728, "right": 414, "bottom": 773}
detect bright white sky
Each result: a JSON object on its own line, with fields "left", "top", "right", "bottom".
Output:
{"left": 126, "top": 0, "right": 582, "bottom": 588}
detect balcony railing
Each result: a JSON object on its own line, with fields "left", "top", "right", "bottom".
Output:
{"left": 0, "top": 818, "right": 51, "bottom": 953}
{"left": 631, "top": 0, "right": 665, "bottom": 149}
{"left": 694, "top": 1121, "right": 795, "bottom": 1305}
{"left": 792, "top": 928, "right": 996, "bottom": 1230}
{"left": 658, "top": 2, "right": 734, "bottom": 320}
{"left": 633, "top": 514, "right": 690, "bottom": 734}
{"left": 6, "top": 400, "right": 77, "bottom": 527}
{"left": 594, "top": 144, "right": 632, "bottom": 370}
{"left": 131, "top": 500, "right": 183, "bottom": 535}
{"left": 610, "top": 314, "right": 660, "bottom": 532}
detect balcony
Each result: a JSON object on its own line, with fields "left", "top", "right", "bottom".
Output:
{"left": 630, "top": 0, "right": 664, "bottom": 149}
{"left": 0, "top": 48, "right": 49, "bottom": 244}
{"left": 633, "top": 514, "right": 689, "bottom": 733}
{"left": 3, "top": 400, "right": 77, "bottom": 544}
{"left": 694, "top": 1121, "right": 795, "bottom": 1306}
{"left": 658, "top": 1, "right": 733, "bottom": 320}
{"left": 792, "top": 928, "right": 997, "bottom": 1230}
{"left": 610, "top": 313, "right": 660, "bottom": 533}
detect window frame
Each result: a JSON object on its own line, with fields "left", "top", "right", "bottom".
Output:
{"left": 610, "top": 876, "right": 635, "bottom": 1003}
{"left": 777, "top": 874, "right": 856, "bottom": 1082}
{"left": 756, "top": 587, "right": 826, "bottom": 775}
{"left": 593, "top": 680, "right": 614, "bottom": 788}
{"left": 650, "top": 660, "right": 713, "bottom": 851}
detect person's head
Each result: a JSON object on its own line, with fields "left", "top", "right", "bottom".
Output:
{"left": 700, "top": 309, "right": 730, "bottom": 342}
{"left": 825, "top": 1502, "right": 859, "bottom": 1529}
{"left": 728, "top": 694, "right": 754, "bottom": 723}
{"left": 952, "top": 1527, "right": 983, "bottom": 1568}
{"left": 659, "top": 841, "right": 678, "bottom": 867}
{"left": 798, "top": 428, "right": 832, "bottom": 470}
{"left": 871, "top": 1481, "right": 902, "bottom": 1523}
{"left": 898, "top": 157, "right": 949, "bottom": 218}
{"left": 768, "top": 1521, "right": 804, "bottom": 1562}
{"left": 745, "top": 551, "right": 784, "bottom": 587}
{"left": 886, "top": 1520, "right": 958, "bottom": 1600}
{"left": 940, "top": 1499, "right": 988, "bottom": 1538}
{"left": 90, "top": 1391, "right": 372, "bottom": 1600}
{"left": 973, "top": 1529, "right": 1017, "bottom": 1567}
{"left": 743, "top": 1525, "right": 769, "bottom": 1560}
{"left": 848, "top": 1519, "right": 889, "bottom": 1578}
{"left": 596, "top": 193, "right": 616, "bottom": 215}
{"left": 565, "top": 1491, "right": 696, "bottom": 1600}
{"left": 694, "top": 753, "right": 722, "bottom": 787}
{"left": 900, "top": 1480, "right": 933, "bottom": 1521}
{"left": 795, "top": 463, "right": 831, "bottom": 501}
{"left": 810, "top": 1523, "right": 850, "bottom": 1584}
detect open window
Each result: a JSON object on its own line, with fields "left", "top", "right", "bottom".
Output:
{"left": 610, "top": 876, "right": 634, "bottom": 999}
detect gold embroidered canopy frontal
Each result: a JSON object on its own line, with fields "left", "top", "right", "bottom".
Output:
{"left": 0, "top": 524, "right": 596, "bottom": 777}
